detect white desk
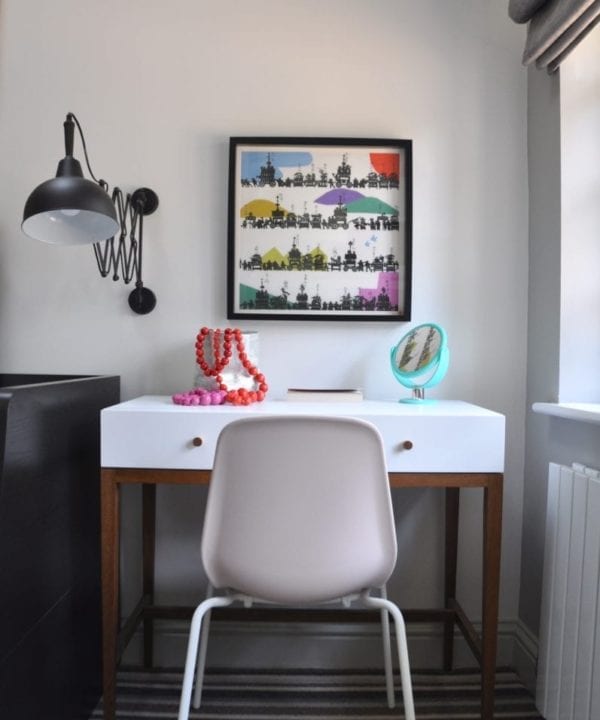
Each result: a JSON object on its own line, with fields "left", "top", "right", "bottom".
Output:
{"left": 100, "top": 397, "right": 505, "bottom": 720}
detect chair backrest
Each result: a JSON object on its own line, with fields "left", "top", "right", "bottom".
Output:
{"left": 201, "top": 415, "right": 397, "bottom": 604}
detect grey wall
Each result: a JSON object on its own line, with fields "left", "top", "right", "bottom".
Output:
{"left": 520, "top": 66, "right": 562, "bottom": 636}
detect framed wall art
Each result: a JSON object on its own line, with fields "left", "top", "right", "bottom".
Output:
{"left": 227, "top": 137, "right": 412, "bottom": 321}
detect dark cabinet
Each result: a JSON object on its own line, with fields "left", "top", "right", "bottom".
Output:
{"left": 0, "top": 374, "right": 120, "bottom": 720}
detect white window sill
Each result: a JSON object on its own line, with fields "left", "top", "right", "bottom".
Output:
{"left": 532, "top": 402, "right": 600, "bottom": 425}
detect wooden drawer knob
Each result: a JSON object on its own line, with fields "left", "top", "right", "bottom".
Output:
{"left": 192, "top": 437, "right": 203, "bottom": 447}
{"left": 402, "top": 440, "right": 413, "bottom": 450}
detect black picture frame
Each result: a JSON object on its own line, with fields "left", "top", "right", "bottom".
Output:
{"left": 227, "top": 137, "right": 412, "bottom": 321}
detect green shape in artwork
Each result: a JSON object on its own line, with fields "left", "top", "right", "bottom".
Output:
{"left": 239, "top": 283, "right": 271, "bottom": 305}
{"left": 346, "top": 197, "right": 398, "bottom": 215}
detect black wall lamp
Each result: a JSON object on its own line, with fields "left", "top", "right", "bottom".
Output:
{"left": 22, "top": 113, "right": 159, "bottom": 314}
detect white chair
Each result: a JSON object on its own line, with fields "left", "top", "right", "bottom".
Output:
{"left": 178, "top": 415, "right": 416, "bottom": 720}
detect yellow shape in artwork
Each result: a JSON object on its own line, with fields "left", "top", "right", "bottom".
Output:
{"left": 309, "top": 246, "right": 329, "bottom": 262}
{"left": 262, "top": 247, "right": 286, "bottom": 264}
{"left": 240, "top": 199, "right": 288, "bottom": 218}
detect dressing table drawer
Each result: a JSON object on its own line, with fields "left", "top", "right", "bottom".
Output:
{"left": 101, "top": 411, "right": 233, "bottom": 470}
{"left": 368, "top": 414, "right": 504, "bottom": 472}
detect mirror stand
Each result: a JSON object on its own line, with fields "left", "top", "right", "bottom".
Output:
{"left": 399, "top": 387, "right": 436, "bottom": 405}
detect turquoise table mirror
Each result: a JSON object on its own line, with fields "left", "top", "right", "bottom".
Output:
{"left": 390, "top": 323, "right": 449, "bottom": 403}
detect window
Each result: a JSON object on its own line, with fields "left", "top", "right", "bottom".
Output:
{"left": 558, "top": 30, "right": 600, "bottom": 402}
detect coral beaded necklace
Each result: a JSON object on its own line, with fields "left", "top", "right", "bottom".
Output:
{"left": 172, "top": 327, "right": 268, "bottom": 406}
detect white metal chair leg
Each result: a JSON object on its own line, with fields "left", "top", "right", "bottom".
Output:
{"left": 178, "top": 595, "right": 234, "bottom": 720}
{"left": 379, "top": 585, "right": 395, "bottom": 708}
{"left": 362, "top": 593, "right": 415, "bottom": 720}
{"left": 193, "top": 582, "right": 214, "bottom": 708}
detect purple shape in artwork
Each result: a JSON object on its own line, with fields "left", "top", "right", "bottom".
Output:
{"left": 315, "top": 188, "right": 365, "bottom": 205}
{"left": 358, "top": 272, "right": 399, "bottom": 307}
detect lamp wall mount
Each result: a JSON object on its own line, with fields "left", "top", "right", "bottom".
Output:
{"left": 22, "top": 113, "right": 159, "bottom": 314}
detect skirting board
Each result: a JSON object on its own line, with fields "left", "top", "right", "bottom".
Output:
{"left": 513, "top": 619, "right": 539, "bottom": 695}
{"left": 123, "top": 618, "right": 539, "bottom": 682}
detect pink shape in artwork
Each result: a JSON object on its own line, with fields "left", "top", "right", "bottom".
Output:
{"left": 358, "top": 272, "right": 399, "bottom": 307}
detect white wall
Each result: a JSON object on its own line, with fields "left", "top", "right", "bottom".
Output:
{"left": 0, "top": 0, "right": 528, "bottom": 663}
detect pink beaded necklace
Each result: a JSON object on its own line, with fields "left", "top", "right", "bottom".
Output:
{"left": 172, "top": 327, "right": 268, "bottom": 406}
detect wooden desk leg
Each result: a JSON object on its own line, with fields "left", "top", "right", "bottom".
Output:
{"left": 101, "top": 470, "right": 120, "bottom": 720}
{"left": 443, "top": 487, "right": 460, "bottom": 670}
{"left": 142, "top": 484, "right": 156, "bottom": 667}
{"left": 481, "top": 475, "right": 503, "bottom": 720}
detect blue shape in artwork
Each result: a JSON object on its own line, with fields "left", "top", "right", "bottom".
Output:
{"left": 241, "top": 151, "right": 313, "bottom": 181}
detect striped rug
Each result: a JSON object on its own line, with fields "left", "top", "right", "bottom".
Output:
{"left": 91, "top": 667, "right": 543, "bottom": 719}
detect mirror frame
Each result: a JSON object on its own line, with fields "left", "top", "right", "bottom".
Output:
{"left": 390, "top": 322, "right": 449, "bottom": 391}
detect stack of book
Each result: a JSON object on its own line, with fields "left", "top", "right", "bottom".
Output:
{"left": 285, "top": 388, "right": 363, "bottom": 402}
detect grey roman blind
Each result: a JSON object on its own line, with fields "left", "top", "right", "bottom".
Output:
{"left": 509, "top": 0, "right": 600, "bottom": 72}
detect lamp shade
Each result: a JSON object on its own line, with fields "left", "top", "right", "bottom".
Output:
{"left": 22, "top": 156, "right": 119, "bottom": 245}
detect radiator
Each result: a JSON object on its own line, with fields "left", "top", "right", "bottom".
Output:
{"left": 536, "top": 462, "right": 600, "bottom": 720}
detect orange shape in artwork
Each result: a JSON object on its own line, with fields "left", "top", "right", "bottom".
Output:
{"left": 370, "top": 153, "right": 400, "bottom": 176}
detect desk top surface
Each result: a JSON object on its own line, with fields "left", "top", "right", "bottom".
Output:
{"left": 104, "top": 395, "right": 503, "bottom": 418}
